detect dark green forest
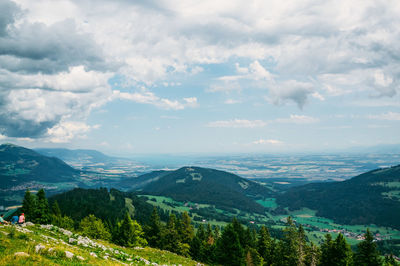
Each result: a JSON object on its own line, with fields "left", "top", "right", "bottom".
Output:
{"left": 12, "top": 188, "right": 400, "bottom": 266}
{"left": 277, "top": 165, "right": 400, "bottom": 229}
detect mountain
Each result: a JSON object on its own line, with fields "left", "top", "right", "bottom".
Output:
{"left": 0, "top": 143, "right": 78, "bottom": 189}
{"left": 277, "top": 164, "right": 400, "bottom": 229}
{"left": 35, "top": 148, "right": 116, "bottom": 165}
{"left": 0, "top": 143, "right": 83, "bottom": 207}
{"left": 139, "top": 166, "right": 272, "bottom": 214}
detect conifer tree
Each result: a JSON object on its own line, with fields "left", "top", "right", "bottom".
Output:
{"left": 179, "top": 211, "right": 194, "bottom": 245}
{"left": 320, "top": 234, "right": 334, "bottom": 265}
{"left": 333, "top": 233, "right": 353, "bottom": 266}
{"left": 279, "top": 216, "right": 304, "bottom": 266}
{"left": 114, "top": 212, "right": 147, "bottom": 247}
{"left": 146, "top": 208, "right": 163, "bottom": 248}
{"left": 80, "top": 214, "right": 111, "bottom": 240}
{"left": 34, "top": 189, "right": 51, "bottom": 224}
{"left": 160, "top": 214, "right": 181, "bottom": 253}
{"left": 354, "top": 229, "right": 382, "bottom": 266}
{"left": 257, "top": 226, "right": 274, "bottom": 265}
{"left": 214, "top": 225, "right": 220, "bottom": 239}
{"left": 305, "top": 242, "right": 320, "bottom": 266}
{"left": 21, "top": 190, "right": 36, "bottom": 222}
{"left": 216, "top": 223, "right": 245, "bottom": 266}
{"left": 51, "top": 200, "right": 61, "bottom": 217}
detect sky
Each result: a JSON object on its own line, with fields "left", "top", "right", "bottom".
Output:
{"left": 0, "top": 0, "right": 399, "bottom": 155}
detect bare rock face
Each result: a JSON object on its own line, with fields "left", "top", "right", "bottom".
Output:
{"left": 65, "top": 251, "right": 74, "bottom": 259}
{"left": 90, "top": 252, "right": 98, "bottom": 258}
{"left": 14, "top": 252, "right": 30, "bottom": 257}
{"left": 35, "top": 244, "right": 46, "bottom": 253}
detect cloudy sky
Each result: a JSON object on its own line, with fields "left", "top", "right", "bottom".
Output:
{"left": 0, "top": 0, "right": 399, "bottom": 154}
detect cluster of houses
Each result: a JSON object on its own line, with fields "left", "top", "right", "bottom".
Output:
{"left": 319, "top": 228, "right": 388, "bottom": 241}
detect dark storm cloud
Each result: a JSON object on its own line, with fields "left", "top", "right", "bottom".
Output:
{"left": 0, "top": 19, "right": 108, "bottom": 74}
{"left": 0, "top": 0, "right": 19, "bottom": 36}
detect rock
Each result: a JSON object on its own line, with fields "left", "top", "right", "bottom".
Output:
{"left": 103, "top": 255, "right": 109, "bottom": 260}
{"left": 65, "top": 251, "right": 74, "bottom": 259}
{"left": 68, "top": 238, "right": 77, "bottom": 244}
{"left": 35, "top": 244, "right": 45, "bottom": 253}
{"left": 25, "top": 222, "right": 34, "bottom": 226}
{"left": 90, "top": 252, "right": 98, "bottom": 258}
{"left": 76, "top": 255, "right": 85, "bottom": 261}
{"left": 40, "top": 224, "right": 53, "bottom": 230}
{"left": 47, "top": 248, "right": 55, "bottom": 254}
{"left": 59, "top": 228, "right": 73, "bottom": 237}
{"left": 14, "top": 252, "right": 30, "bottom": 257}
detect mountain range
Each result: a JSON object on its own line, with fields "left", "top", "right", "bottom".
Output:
{"left": 277, "top": 164, "right": 400, "bottom": 229}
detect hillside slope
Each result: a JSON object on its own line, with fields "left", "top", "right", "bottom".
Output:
{"left": 0, "top": 144, "right": 78, "bottom": 189}
{"left": 0, "top": 144, "right": 82, "bottom": 207}
{"left": 140, "top": 166, "right": 272, "bottom": 213}
{"left": 0, "top": 223, "right": 200, "bottom": 265}
{"left": 35, "top": 148, "right": 114, "bottom": 165}
{"left": 277, "top": 165, "right": 400, "bottom": 229}
{"left": 49, "top": 188, "right": 156, "bottom": 225}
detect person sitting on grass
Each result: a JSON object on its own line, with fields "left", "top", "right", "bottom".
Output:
{"left": 11, "top": 215, "right": 18, "bottom": 224}
{"left": 0, "top": 214, "right": 9, "bottom": 225}
{"left": 18, "top": 213, "right": 25, "bottom": 224}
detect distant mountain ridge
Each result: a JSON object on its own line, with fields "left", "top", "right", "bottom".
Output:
{"left": 35, "top": 148, "right": 116, "bottom": 164}
{"left": 277, "top": 164, "right": 400, "bottom": 229}
{"left": 0, "top": 143, "right": 78, "bottom": 189}
{"left": 137, "top": 166, "right": 272, "bottom": 213}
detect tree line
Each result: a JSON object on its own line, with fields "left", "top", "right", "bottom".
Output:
{"left": 20, "top": 189, "right": 399, "bottom": 266}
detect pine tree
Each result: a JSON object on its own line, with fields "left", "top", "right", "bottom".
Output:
{"left": 320, "top": 234, "right": 334, "bottom": 265}
{"left": 179, "top": 211, "right": 194, "bottom": 245}
{"left": 146, "top": 208, "right": 163, "bottom": 248}
{"left": 214, "top": 225, "right": 220, "bottom": 239}
{"left": 333, "top": 233, "right": 353, "bottom": 266}
{"left": 257, "top": 226, "right": 274, "bottom": 265}
{"left": 80, "top": 214, "right": 111, "bottom": 240}
{"left": 216, "top": 223, "right": 245, "bottom": 266}
{"left": 305, "top": 242, "right": 320, "bottom": 266}
{"left": 51, "top": 200, "right": 61, "bottom": 216}
{"left": 160, "top": 214, "right": 181, "bottom": 254}
{"left": 279, "top": 216, "right": 305, "bottom": 266}
{"left": 114, "top": 212, "right": 147, "bottom": 247}
{"left": 21, "top": 190, "right": 36, "bottom": 222}
{"left": 354, "top": 229, "right": 382, "bottom": 266}
{"left": 34, "top": 189, "right": 50, "bottom": 224}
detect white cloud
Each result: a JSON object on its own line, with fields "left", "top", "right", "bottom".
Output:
{"left": 368, "top": 112, "right": 400, "bottom": 121}
{"left": 113, "top": 90, "right": 198, "bottom": 110}
{"left": 2, "top": 0, "right": 400, "bottom": 142}
{"left": 275, "top": 114, "right": 319, "bottom": 124}
{"left": 47, "top": 121, "right": 93, "bottom": 143}
{"left": 253, "top": 139, "right": 283, "bottom": 145}
{"left": 224, "top": 99, "right": 241, "bottom": 104}
{"left": 207, "top": 119, "right": 267, "bottom": 128}
{"left": 275, "top": 115, "right": 319, "bottom": 124}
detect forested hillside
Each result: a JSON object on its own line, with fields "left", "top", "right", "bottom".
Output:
{"left": 0, "top": 144, "right": 78, "bottom": 189}
{"left": 277, "top": 165, "right": 400, "bottom": 229}
{"left": 140, "top": 166, "right": 272, "bottom": 213}
{"left": 4, "top": 188, "right": 398, "bottom": 266}
{"left": 49, "top": 188, "right": 166, "bottom": 225}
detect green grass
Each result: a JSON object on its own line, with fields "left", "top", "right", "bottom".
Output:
{"left": 256, "top": 198, "right": 278, "bottom": 208}
{"left": 0, "top": 224, "right": 201, "bottom": 265}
